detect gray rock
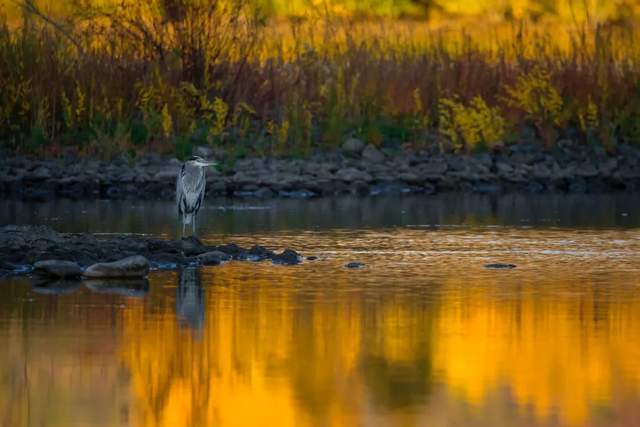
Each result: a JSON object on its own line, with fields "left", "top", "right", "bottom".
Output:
{"left": 574, "top": 163, "right": 598, "bottom": 178}
{"left": 362, "top": 144, "right": 385, "bottom": 163}
{"left": 254, "top": 187, "right": 275, "bottom": 198}
{"left": 196, "top": 251, "right": 231, "bottom": 265}
{"left": 345, "top": 262, "right": 366, "bottom": 269}
{"left": 473, "top": 183, "right": 502, "bottom": 193}
{"left": 370, "top": 181, "right": 413, "bottom": 196}
{"left": 598, "top": 158, "right": 618, "bottom": 177}
{"left": 474, "top": 153, "right": 493, "bottom": 169}
{"left": 272, "top": 249, "right": 302, "bottom": 265}
{"left": 423, "top": 182, "right": 437, "bottom": 195}
{"left": 398, "top": 172, "right": 423, "bottom": 185}
{"left": 525, "top": 181, "right": 545, "bottom": 193}
{"left": 249, "top": 245, "right": 276, "bottom": 260}
{"left": 569, "top": 178, "right": 587, "bottom": 193}
{"left": 619, "top": 165, "right": 640, "bottom": 179}
{"left": 532, "top": 163, "right": 551, "bottom": 179}
{"left": 484, "top": 263, "right": 516, "bottom": 269}
{"left": 180, "top": 237, "right": 207, "bottom": 256}
{"left": 217, "top": 243, "right": 242, "bottom": 256}
{"left": 342, "top": 138, "right": 365, "bottom": 156}
{"left": 335, "top": 168, "right": 372, "bottom": 183}
{"left": 83, "top": 255, "right": 150, "bottom": 278}
{"left": 34, "top": 260, "right": 83, "bottom": 278}
{"left": 423, "top": 161, "right": 448, "bottom": 177}
{"left": 30, "top": 167, "right": 52, "bottom": 180}
{"left": 447, "top": 156, "right": 470, "bottom": 172}
{"left": 279, "top": 189, "right": 317, "bottom": 198}
{"left": 496, "top": 162, "right": 514, "bottom": 176}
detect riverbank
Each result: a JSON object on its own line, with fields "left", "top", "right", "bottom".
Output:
{"left": 2, "top": 140, "right": 640, "bottom": 201}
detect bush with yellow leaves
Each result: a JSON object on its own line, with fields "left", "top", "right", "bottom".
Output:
{"left": 438, "top": 96, "right": 506, "bottom": 152}
{"left": 504, "top": 67, "right": 564, "bottom": 126}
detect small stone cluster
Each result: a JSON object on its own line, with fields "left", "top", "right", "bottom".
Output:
{"left": 0, "top": 225, "right": 303, "bottom": 278}
{"left": 2, "top": 139, "right": 640, "bottom": 200}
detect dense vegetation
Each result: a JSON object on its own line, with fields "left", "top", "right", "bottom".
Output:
{"left": 1, "top": 0, "right": 640, "bottom": 159}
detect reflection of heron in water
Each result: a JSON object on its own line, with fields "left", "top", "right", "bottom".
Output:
{"left": 177, "top": 267, "right": 204, "bottom": 333}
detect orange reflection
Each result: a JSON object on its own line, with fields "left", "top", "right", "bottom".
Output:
{"left": 2, "top": 257, "right": 640, "bottom": 427}
{"left": 118, "top": 264, "right": 640, "bottom": 427}
{"left": 435, "top": 279, "right": 640, "bottom": 426}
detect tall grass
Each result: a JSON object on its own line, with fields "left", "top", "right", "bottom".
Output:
{"left": 1, "top": 0, "right": 640, "bottom": 158}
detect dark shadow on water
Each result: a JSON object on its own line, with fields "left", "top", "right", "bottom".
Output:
{"left": 84, "top": 279, "right": 149, "bottom": 297}
{"left": 31, "top": 279, "right": 82, "bottom": 295}
{"left": 177, "top": 267, "right": 204, "bottom": 333}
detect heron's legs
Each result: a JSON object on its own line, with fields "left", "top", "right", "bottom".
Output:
{"left": 192, "top": 215, "right": 197, "bottom": 236}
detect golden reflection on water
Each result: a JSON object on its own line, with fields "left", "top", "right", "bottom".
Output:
{"left": 2, "top": 229, "right": 640, "bottom": 427}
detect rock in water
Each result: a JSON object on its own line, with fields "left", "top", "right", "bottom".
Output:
{"left": 34, "top": 260, "right": 83, "bottom": 278}
{"left": 180, "top": 236, "right": 207, "bottom": 256}
{"left": 345, "top": 262, "right": 366, "bottom": 269}
{"left": 272, "top": 249, "right": 302, "bottom": 265}
{"left": 195, "top": 251, "right": 231, "bottom": 265}
{"left": 83, "top": 256, "right": 150, "bottom": 278}
{"left": 484, "top": 263, "right": 517, "bottom": 269}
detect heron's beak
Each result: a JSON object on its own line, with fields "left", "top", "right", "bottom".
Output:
{"left": 196, "top": 160, "right": 217, "bottom": 168}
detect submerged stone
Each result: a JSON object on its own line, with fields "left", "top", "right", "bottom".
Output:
{"left": 180, "top": 236, "right": 207, "bottom": 256}
{"left": 195, "top": 250, "right": 231, "bottom": 265}
{"left": 272, "top": 249, "right": 302, "bottom": 265}
{"left": 345, "top": 262, "right": 366, "bottom": 269}
{"left": 484, "top": 263, "right": 517, "bottom": 269}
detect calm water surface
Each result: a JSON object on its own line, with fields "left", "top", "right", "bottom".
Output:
{"left": 1, "top": 194, "right": 640, "bottom": 427}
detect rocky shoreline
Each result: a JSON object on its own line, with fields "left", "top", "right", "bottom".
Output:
{"left": 2, "top": 140, "right": 640, "bottom": 200}
{"left": 0, "top": 225, "right": 303, "bottom": 278}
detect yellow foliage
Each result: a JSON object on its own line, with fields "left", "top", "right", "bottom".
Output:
{"left": 61, "top": 91, "right": 73, "bottom": 128}
{"left": 74, "top": 84, "right": 85, "bottom": 122}
{"left": 302, "top": 103, "right": 313, "bottom": 149}
{"left": 505, "top": 67, "right": 564, "bottom": 126}
{"left": 412, "top": 88, "right": 423, "bottom": 114}
{"left": 579, "top": 97, "right": 599, "bottom": 131}
{"left": 211, "top": 97, "right": 229, "bottom": 137}
{"left": 136, "top": 84, "right": 153, "bottom": 112}
{"left": 438, "top": 96, "right": 506, "bottom": 151}
{"left": 161, "top": 104, "right": 173, "bottom": 139}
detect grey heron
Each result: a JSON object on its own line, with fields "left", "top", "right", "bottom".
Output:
{"left": 176, "top": 155, "right": 216, "bottom": 236}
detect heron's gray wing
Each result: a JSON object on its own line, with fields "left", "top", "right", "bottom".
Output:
{"left": 197, "top": 176, "right": 206, "bottom": 212}
{"left": 176, "top": 164, "right": 185, "bottom": 214}
{"left": 181, "top": 167, "right": 206, "bottom": 214}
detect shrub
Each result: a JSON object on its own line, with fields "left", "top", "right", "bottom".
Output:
{"left": 438, "top": 96, "right": 506, "bottom": 152}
